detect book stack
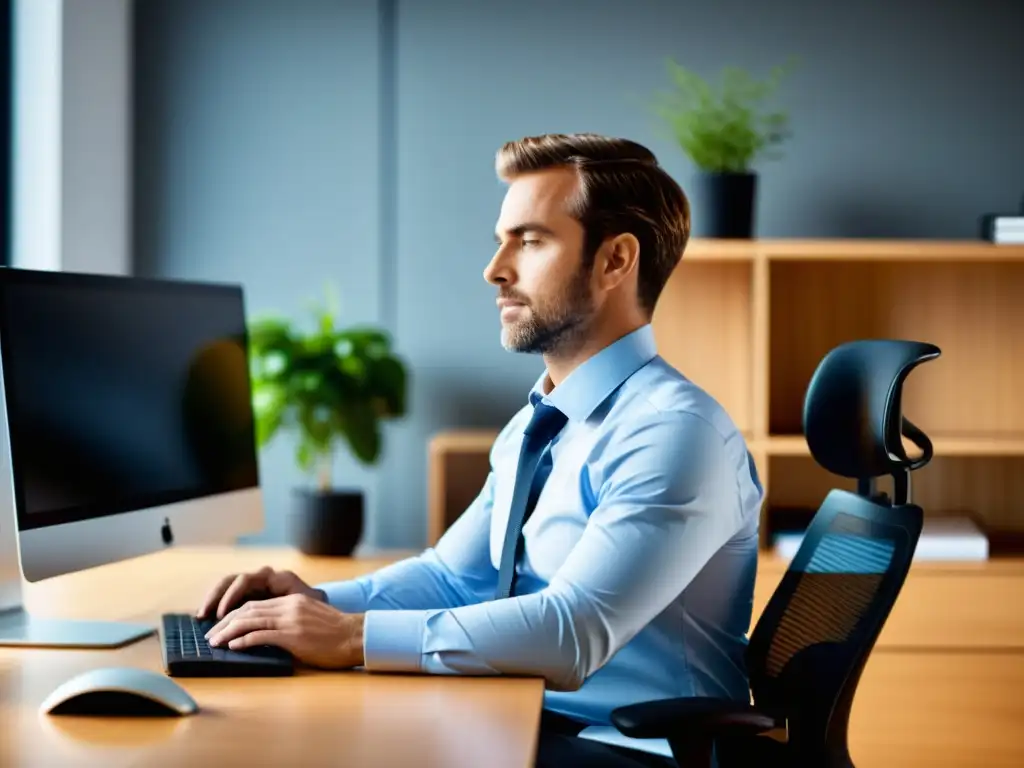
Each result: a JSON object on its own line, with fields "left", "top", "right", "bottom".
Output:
{"left": 981, "top": 213, "right": 1024, "bottom": 244}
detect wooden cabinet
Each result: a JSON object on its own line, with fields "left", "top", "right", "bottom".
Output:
{"left": 849, "top": 651, "right": 1024, "bottom": 767}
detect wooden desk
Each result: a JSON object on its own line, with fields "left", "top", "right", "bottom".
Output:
{"left": 5, "top": 546, "right": 1023, "bottom": 767}
{"left": 0, "top": 546, "right": 544, "bottom": 768}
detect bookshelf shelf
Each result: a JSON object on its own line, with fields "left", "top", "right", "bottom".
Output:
{"left": 683, "top": 238, "right": 1024, "bottom": 262}
{"left": 761, "top": 434, "right": 1024, "bottom": 457}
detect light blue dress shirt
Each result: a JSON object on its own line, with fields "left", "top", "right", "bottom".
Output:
{"left": 318, "top": 324, "right": 764, "bottom": 757}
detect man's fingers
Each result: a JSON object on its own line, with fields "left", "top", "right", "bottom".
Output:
{"left": 198, "top": 567, "right": 304, "bottom": 619}
{"left": 206, "top": 602, "right": 253, "bottom": 639}
{"left": 215, "top": 574, "right": 251, "bottom": 619}
{"left": 208, "top": 615, "right": 277, "bottom": 647}
{"left": 250, "top": 593, "right": 301, "bottom": 609}
{"left": 227, "top": 629, "right": 284, "bottom": 651}
{"left": 216, "top": 567, "right": 271, "bottom": 618}
{"left": 205, "top": 597, "right": 289, "bottom": 639}
{"left": 196, "top": 574, "right": 237, "bottom": 618}
{"left": 267, "top": 569, "right": 299, "bottom": 595}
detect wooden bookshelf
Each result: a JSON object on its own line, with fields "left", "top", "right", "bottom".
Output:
{"left": 653, "top": 237, "right": 1024, "bottom": 552}
{"left": 428, "top": 238, "right": 1024, "bottom": 553}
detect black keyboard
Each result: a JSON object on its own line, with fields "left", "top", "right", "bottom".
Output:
{"left": 160, "top": 613, "right": 294, "bottom": 677}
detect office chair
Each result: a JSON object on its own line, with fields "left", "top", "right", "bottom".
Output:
{"left": 610, "top": 339, "right": 942, "bottom": 768}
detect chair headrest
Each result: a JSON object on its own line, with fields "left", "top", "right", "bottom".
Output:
{"left": 802, "top": 339, "right": 941, "bottom": 480}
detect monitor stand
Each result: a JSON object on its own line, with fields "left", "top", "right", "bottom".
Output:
{"left": 0, "top": 607, "right": 154, "bottom": 648}
{"left": 0, "top": 511, "right": 154, "bottom": 648}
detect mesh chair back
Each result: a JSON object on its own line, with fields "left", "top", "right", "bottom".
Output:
{"left": 745, "top": 490, "right": 922, "bottom": 761}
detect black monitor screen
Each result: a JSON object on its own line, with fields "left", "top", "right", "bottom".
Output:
{"left": 0, "top": 269, "right": 259, "bottom": 531}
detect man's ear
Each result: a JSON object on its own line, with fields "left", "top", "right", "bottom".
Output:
{"left": 597, "top": 233, "right": 640, "bottom": 290}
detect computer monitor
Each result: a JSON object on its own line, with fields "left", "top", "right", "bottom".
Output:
{"left": 0, "top": 267, "right": 263, "bottom": 647}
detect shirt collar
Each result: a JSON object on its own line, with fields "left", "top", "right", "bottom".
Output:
{"left": 528, "top": 324, "right": 658, "bottom": 422}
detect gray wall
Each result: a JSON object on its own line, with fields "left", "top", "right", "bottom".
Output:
{"left": 133, "top": 0, "right": 384, "bottom": 545}
{"left": 133, "top": 0, "right": 1024, "bottom": 549}
{"left": 61, "top": 0, "right": 132, "bottom": 276}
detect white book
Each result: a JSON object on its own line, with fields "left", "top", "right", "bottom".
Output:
{"left": 773, "top": 515, "right": 988, "bottom": 562}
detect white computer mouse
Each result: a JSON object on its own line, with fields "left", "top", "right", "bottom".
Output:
{"left": 40, "top": 666, "right": 199, "bottom": 716}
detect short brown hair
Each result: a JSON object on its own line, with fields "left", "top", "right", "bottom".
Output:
{"left": 495, "top": 133, "right": 690, "bottom": 315}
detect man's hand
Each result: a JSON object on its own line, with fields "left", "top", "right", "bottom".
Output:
{"left": 205, "top": 593, "right": 364, "bottom": 669}
{"left": 196, "top": 566, "right": 326, "bottom": 620}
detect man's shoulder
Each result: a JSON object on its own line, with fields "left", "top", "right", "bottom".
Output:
{"left": 586, "top": 361, "right": 754, "bottom": 511}
{"left": 604, "top": 356, "right": 741, "bottom": 445}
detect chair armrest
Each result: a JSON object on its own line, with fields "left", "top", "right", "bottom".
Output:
{"left": 610, "top": 696, "right": 783, "bottom": 741}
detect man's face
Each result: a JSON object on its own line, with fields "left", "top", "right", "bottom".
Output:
{"left": 485, "top": 168, "right": 596, "bottom": 354}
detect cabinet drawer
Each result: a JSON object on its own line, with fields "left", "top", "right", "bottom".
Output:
{"left": 848, "top": 651, "right": 1024, "bottom": 767}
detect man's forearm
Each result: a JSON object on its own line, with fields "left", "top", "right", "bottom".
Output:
{"left": 360, "top": 589, "right": 590, "bottom": 690}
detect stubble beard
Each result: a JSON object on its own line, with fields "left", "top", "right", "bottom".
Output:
{"left": 501, "top": 266, "right": 594, "bottom": 357}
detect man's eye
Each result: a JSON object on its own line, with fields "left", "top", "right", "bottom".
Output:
{"left": 522, "top": 239, "right": 540, "bottom": 248}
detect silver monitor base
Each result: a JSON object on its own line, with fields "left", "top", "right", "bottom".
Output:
{"left": 0, "top": 607, "right": 154, "bottom": 648}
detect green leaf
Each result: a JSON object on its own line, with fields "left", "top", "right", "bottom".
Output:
{"left": 369, "top": 355, "right": 407, "bottom": 416}
{"left": 295, "top": 439, "right": 316, "bottom": 473}
{"left": 297, "top": 402, "right": 333, "bottom": 450}
{"left": 248, "top": 317, "right": 293, "bottom": 353}
{"left": 339, "top": 354, "right": 367, "bottom": 383}
{"left": 337, "top": 401, "right": 381, "bottom": 464}
{"left": 252, "top": 380, "right": 286, "bottom": 447}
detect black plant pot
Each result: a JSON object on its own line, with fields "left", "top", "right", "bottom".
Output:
{"left": 695, "top": 171, "right": 758, "bottom": 238}
{"left": 291, "top": 488, "right": 364, "bottom": 557}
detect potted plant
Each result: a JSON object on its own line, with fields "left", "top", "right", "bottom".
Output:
{"left": 652, "top": 57, "right": 796, "bottom": 238}
{"left": 247, "top": 287, "right": 407, "bottom": 556}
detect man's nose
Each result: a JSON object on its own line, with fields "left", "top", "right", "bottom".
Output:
{"left": 484, "top": 249, "right": 513, "bottom": 285}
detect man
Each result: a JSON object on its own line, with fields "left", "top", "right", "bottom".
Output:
{"left": 198, "top": 133, "right": 764, "bottom": 767}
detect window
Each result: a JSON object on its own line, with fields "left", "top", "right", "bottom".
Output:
{"left": 1, "top": 0, "right": 10, "bottom": 268}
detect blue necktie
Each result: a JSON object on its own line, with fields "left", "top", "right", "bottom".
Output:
{"left": 495, "top": 402, "right": 568, "bottom": 600}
